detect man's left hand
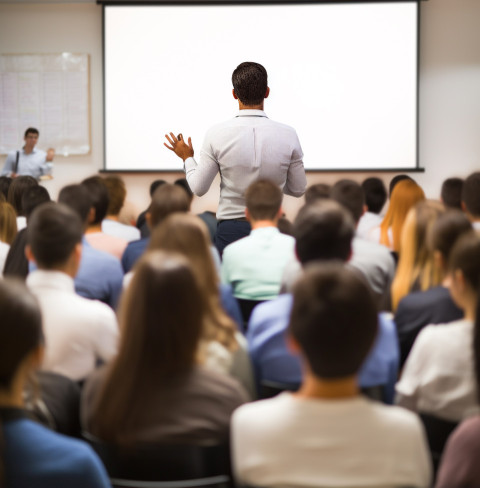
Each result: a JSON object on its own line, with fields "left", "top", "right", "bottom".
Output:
{"left": 164, "top": 133, "right": 194, "bottom": 161}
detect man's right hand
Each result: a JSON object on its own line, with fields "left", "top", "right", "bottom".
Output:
{"left": 164, "top": 132, "right": 194, "bottom": 161}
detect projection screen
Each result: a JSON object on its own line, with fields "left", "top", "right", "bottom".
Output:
{"left": 103, "top": 1, "right": 419, "bottom": 172}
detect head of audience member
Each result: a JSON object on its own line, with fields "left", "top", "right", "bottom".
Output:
{"left": 232, "top": 61, "right": 269, "bottom": 107}
{"left": 103, "top": 175, "right": 127, "bottom": 219}
{"left": 391, "top": 200, "right": 445, "bottom": 310}
{"left": 147, "top": 183, "right": 191, "bottom": 230}
{"left": 362, "top": 177, "right": 387, "bottom": 215}
{"left": 149, "top": 213, "right": 237, "bottom": 351}
{"left": 149, "top": 179, "right": 167, "bottom": 197}
{"left": 288, "top": 263, "right": 377, "bottom": 392}
{"left": 26, "top": 203, "right": 83, "bottom": 278}
{"left": 58, "top": 184, "right": 93, "bottom": 232}
{"left": 330, "top": 179, "right": 365, "bottom": 225}
{"left": 461, "top": 172, "right": 480, "bottom": 222}
{"left": 304, "top": 183, "right": 331, "bottom": 204}
{"left": 441, "top": 177, "right": 464, "bottom": 210}
{"left": 294, "top": 200, "right": 355, "bottom": 266}
{"left": 174, "top": 178, "right": 194, "bottom": 204}
{"left": 0, "top": 202, "right": 17, "bottom": 245}
{"left": 277, "top": 216, "right": 293, "bottom": 236}
{"left": 388, "top": 174, "right": 413, "bottom": 199}
{"left": 380, "top": 179, "right": 425, "bottom": 252}
{"left": 90, "top": 251, "right": 204, "bottom": 443}
{"left": 7, "top": 176, "right": 38, "bottom": 217}
{"left": 245, "top": 179, "right": 282, "bottom": 226}
{"left": 21, "top": 186, "right": 51, "bottom": 224}
{"left": 0, "top": 177, "right": 12, "bottom": 201}
{"left": 81, "top": 176, "right": 109, "bottom": 227}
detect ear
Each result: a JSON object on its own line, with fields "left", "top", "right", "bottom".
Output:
{"left": 461, "top": 201, "right": 467, "bottom": 213}
{"left": 25, "top": 244, "right": 35, "bottom": 263}
{"left": 73, "top": 242, "right": 82, "bottom": 264}
{"left": 232, "top": 89, "right": 238, "bottom": 100}
{"left": 245, "top": 208, "right": 251, "bottom": 221}
{"left": 88, "top": 207, "right": 96, "bottom": 225}
{"left": 276, "top": 207, "right": 283, "bottom": 220}
{"left": 265, "top": 87, "right": 270, "bottom": 99}
{"left": 286, "top": 333, "right": 301, "bottom": 355}
{"left": 453, "top": 268, "right": 467, "bottom": 293}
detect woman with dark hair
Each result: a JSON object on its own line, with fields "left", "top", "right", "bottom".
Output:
{"left": 0, "top": 279, "right": 110, "bottom": 487}
{"left": 6, "top": 175, "right": 38, "bottom": 230}
{"left": 82, "top": 251, "right": 247, "bottom": 446}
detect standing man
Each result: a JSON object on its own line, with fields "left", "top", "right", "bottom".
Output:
{"left": 164, "top": 62, "right": 307, "bottom": 255}
{"left": 2, "top": 128, "right": 55, "bottom": 180}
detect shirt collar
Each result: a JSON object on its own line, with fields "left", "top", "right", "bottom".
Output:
{"left": 236, "top": 109, "right": 268, "bottom": 118}
{"left": 27, "top": 269, "right": 76, "bottom": 293}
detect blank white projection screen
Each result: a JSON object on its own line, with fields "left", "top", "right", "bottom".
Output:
{"left": 104, "top": 2, "right": 418, "bottom": 171}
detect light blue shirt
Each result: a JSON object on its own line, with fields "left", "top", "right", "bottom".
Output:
{"left": 221, "top": 227, "right": 295, "bottom": 300}
{"left": 2, "top": 148, "right": 53, "bottom": 179}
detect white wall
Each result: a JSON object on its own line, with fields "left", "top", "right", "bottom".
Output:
{"left": 1, "top": 0, "right": 479, "bottom": 219}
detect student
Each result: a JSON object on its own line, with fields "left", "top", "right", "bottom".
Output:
{"left": 6, "top": 174, "right": 38, "bottom": 230}
{"left": 232, "top": 264, "right": 431, "bottom": 488}
{"left": 461, "top": 171, "right": 480, "bottom": 230}
{"left": 0, "top": 201, "right": 17, "bottom": 275}
{"left": 441, "top": 177, "right": 463, "bottom": 210}
{"left": 0, "top": 279, "right": 110, "bottom": 488}
{"left": 136, "top": 179, "right": 166, "bottom": 238}
{"left": 357, "top": 176, "right": 387, "bottom": 239}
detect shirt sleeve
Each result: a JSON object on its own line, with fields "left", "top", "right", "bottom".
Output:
{"left": 1, "top": 152, "right": 16, "bottom": 176}
{"left": 283, "top": 134, "right": 306, "bottom": 197}
{"left": 184, "top": 138, "right": 220, "bottom": 196}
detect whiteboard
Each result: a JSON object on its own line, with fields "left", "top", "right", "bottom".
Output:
{"left": 0, "top": 53, "right": 90, "bottom": 156}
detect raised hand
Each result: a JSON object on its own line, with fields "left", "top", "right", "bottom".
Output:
{"left": 164, "top": 132, "right": 194, "bottom": 161}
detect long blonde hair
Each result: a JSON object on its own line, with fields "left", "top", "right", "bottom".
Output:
{"left": 0, "top": 202, "right": 17, "bottom": 244}
{"left": 149, "top": 213, "right": 238, "bottom": 352}
{"left": 380, "top": 179, "right": 425, "bottom": 252}
{"left": 391, "top": 200, "right": 445, "bottom": 310}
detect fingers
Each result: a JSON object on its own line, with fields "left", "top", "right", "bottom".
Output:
{"left": 165, "top": 132, "right": 177, "bottom": 146}
{"left": 164, "top": 142, "right": 174, "bottom": 152}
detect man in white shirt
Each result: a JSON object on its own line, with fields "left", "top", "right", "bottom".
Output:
{"left": 232, "top": 264, "right": 432, "bottom": 488}
{"left": 25, "top": 202, "right": 118, "bottom": 382}
{"left": 164, "top": 62, "right": 307, "bottom": 254}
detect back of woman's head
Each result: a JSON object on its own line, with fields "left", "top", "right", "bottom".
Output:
{"left": 0, "top": 202, "right": 17, "bottom": 245}
{"left": 7, "top": 176, "right": 38, "bottom": 216}
{"left": 449, "top": 232, "right": 480, "bottom": 292}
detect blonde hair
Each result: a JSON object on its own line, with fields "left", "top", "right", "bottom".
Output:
{"left": 0, "top": 202, "right": 17, "bottom": 245}
{"left": 149, "top": 213, "right": 238, "bottom": 352}
{"left": 391, "top": 200, "right": 445, "bottom": 310}
{"left": 380, "top": 179, "right": 425, "bottom": 252}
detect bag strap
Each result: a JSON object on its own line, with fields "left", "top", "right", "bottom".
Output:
{"left": 14, "top": 151, "right": 19, "bottom": 174}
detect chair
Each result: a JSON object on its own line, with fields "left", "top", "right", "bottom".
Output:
{"left": 83, "top": 432, "right": 232, "bottom": 488}
{"left": 260, "top": 379, "right": 300, "bottom": 399}
{"left": 237, "top": 299, "right": 266, "bottom": 331}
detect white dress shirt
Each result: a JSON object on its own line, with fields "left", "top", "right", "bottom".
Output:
{"left": 1, "top": 148, "right": 52, "bottom": 179}
{"left": 26, "top": 270, "right": 119, "bottom": 381}
{"left": 184, "top": 110, "right": 306, "bottom": 220}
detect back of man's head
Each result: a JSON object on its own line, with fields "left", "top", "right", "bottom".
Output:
{"left": 441, "top": 177, "right": 463, "bottom": 210}
{"left": 330, "top": 179, "right": 365, "bottom": 224}
{"left": 150, "top": 183, "right": 191, "bottom": 228}
{"left": 7, "top": 176, "right": 38, "bottom": 216}
{"left": 389, "top": 174, "right": 413, "bottom": 199}
{"left": 22, "top": 186, "right": 51, "bottom": 222}
{"left": 103, "top": 175, "right": 126, "bottom": 217}
{"left": 27, "top": 202, "right": 83, "bottom": 270}
{"left": 245, "top": 180, "right": 282, "bottom": 221}
{"left": 58, "top": 184, "right": 92, "bottom": 230}
{"left": 232, "top": 62, "right": 268, "bottom": 106}
{"left": 304, "top": 183, "right": 331, "bottom": 205}
{"left": 174, "top": 178, "right": 194, "bottom": 203}
{"left": 362, "top": 177, "right": 387, "bottom": 215}
{"left": 293, "top": 200, "right": 354, "bottom": 265}
{"left": 289, "top": 263, "right": 378, "bottom": 380}
{"left": 81, "top": 176, "right": 109, "bottom": 225}
{"left": 462, "top": 172, "right": 480, "bottom": 219}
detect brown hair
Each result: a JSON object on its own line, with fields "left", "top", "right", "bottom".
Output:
{"left": 7, "top": 176, "right": 38, "bottom": 216}
{"left": 103, "top": 175, "right": 126, "bottom": 216}
{"left": 245, "top": 180, "right": 282, "bottom": 221}
{"left": 0, "top": 202, "right": 17, "bottom": 245}
{"left": 149, "top": 184, "right": 191, "bottom": 228}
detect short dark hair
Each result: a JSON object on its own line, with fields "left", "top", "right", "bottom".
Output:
{"left": 245, "top": 180, "right": 282, "bottom": 221}
{"left": 103, "top": 175, "right": 126, "bottom": 216}
{"left": 21, "top": 186, "right": 51, "bottom": 221}
{"left": 24, "top": 127, "right": 39, "bottom": 138}
{"left": 289, "top": 263, "right": 378, "bottom": 379}
{"left": 294, "top": 200, "right": 354, "bottom": 265}
{"left": 389, "top": 174, "right": 413, "bottom": 198}
{"left": 81, "top": 176, "right": 109, "bottom": 225}
{"left": 58, "top": 184, "right": 92, "bottom": 227}
{"left": 304, "top": 183, "right": 331, "bottom": 204}
{"left": 462, "top": 172, "right": 480, "bottom": 218}
{"left": 330, "top": 179, "right": 365, "bottom": 224}
{"left": 449, "top": 232, "right": 480, "bottom": 290}
{"left": 0, "top": 176, "right": 12, "bottom": 201}
{"left": 150, "top": 183, "right": 191, "bottom": 228}
{"left": 441, "top": 178, "right": 463, "bottom": 210}
{"left": 27, "top": 202, "right": 83, "bottom": 269}
{"left": 362, "top": 177, "right": 387, "bottom": 214}
{"left": 430, "top": 210, "right": 472, "bottom": 260}
{"left": 232, "top": 62, "right": 268, "bottom": 106}
{"left": 149, "top": 179, "right": 167, "bottom": 197}
{"left": 7, "top": 176, "right": 38, "bottom": 216}
{"left": 174, "top": 178, "right": 194, "bottom": 202}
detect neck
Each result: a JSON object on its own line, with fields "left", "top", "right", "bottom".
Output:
{"left": 106, "top": 215, "right": 119, "bottom": 222}
{"left": 238, "top": 101, "right": 264, "bottom": 111}
{"left": 251, "top": 219, "right": 277, "bottom": 230}
{"left": 23, "top": 146, "right": 34, "bottom": 155}
{"left": 295, "top": 373, "right": 359, "bottom": 400}
{"left": 464, "top": 301, "right": 476, "bottom": 322}
{"left": 441, "top": 274, "right": 452, "bottom": 288}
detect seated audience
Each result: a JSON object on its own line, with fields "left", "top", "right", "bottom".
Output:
{"left": 25, "top": 202, "right": 118, "bottom": 382}
{"left": 395, "top": 210, "right": 471, "bottom": 365}
{"left": 248, "top": 201, "right": 399, "bottom": 403}
{"left": 232, "top": 264, "right": 431, "bottom": 488}
{"left": 136, "top": 179, "right": 166, "bottom": 238}
{"left": 357, "top": 176, "right": 387, "bottom": 239}
{"left": 82, "top": 251, "right": 248, "bottom": 445}
{"left": 7, "top": 175, "right": 38, "bottom": 230}
{"left": 222, "top": 180, "right": 295, "bottom": 301}
{"left": 0, "top": 279, "right": 110, "bottom": 487}
{"left": 0, "top": 201, "right": 17, "bottom": 275}
{"left": 58, "top": 184, "right": 124, "bottom": 309}
{"left": 101, "top": 175, "right": 141, "bottom": 242}
{"left": 396, "top": 232, "right": 480, "bottom": 422}
{"left": 461, "top": 171, "right": 480, "bottom": 230}
{"left": 440, "top": 177, "right": 463, "bottom": 210}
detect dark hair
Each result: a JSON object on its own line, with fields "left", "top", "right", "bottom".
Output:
{"left": 103, "top": 175, "right": 126, "bottom": 216}
{"left": 81, "top": 176, "right": 109, "bottom": 225}
{"left": 149, "top": 183, "right": 191, "bottom": 228}
{"left": 174, "top": 178, "right": 194, "bottom": 202}
{"left": 441, "top": 177, "right": 464, "bottom": 210}
{"left": 294, "top": 200, "right": 354, "bottom": 265}
{"left": 149, "top": 179, "right": 167, "bottom": 197}
{"left": 277, "top": 216, "right": 293, "bottom": 236}
{"left": 7, "top": 176, "right": 38, "bottom": 216}
{"left": 232, "top": 62, "right": 268, "bottom": 106}
{"left": 389, "top": 174, "right": 413, "bottom": 198}
{"left": 449, "top": 232, "right": 480, "bottom": 291}
{"left": 24, "top": 128, "right": 39, "bottom": 138}
{"left": 21, "top": 186, "right": 51, "bottom": 221}
{"left": 430, "top": 210, "right": 472, "bottom": 261}
{"left": 245, "top": 180, "right": 282, "bottom": 221}
{"left": 304, "top": 183, "right": 331, "bottom": 204}
{"left": 462, "top": 172, "right": 480, "bottom": 218}
{"left": 0, "top": 177, "right": 12, "bottom": 201}
{"left": 362, "top": 177, "right": 387, "bottom": 214}
{"left": 27, "top": 203, "right": 83, "bottom": 269}
{"left": 330, "top": 179, "right": 365, "bottom": 224}
{"left": 90, "top": 251, "right": 204, "bottom": 444}
{"left": 289, "top": 263, "right": 377, "bottom": 379}
{"left": 58, "top": 184, "right": 92, "bottom": 227}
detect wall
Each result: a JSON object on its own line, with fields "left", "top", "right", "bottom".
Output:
{"left": 0, "top": 0, "right": 479, "bottom": 219}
